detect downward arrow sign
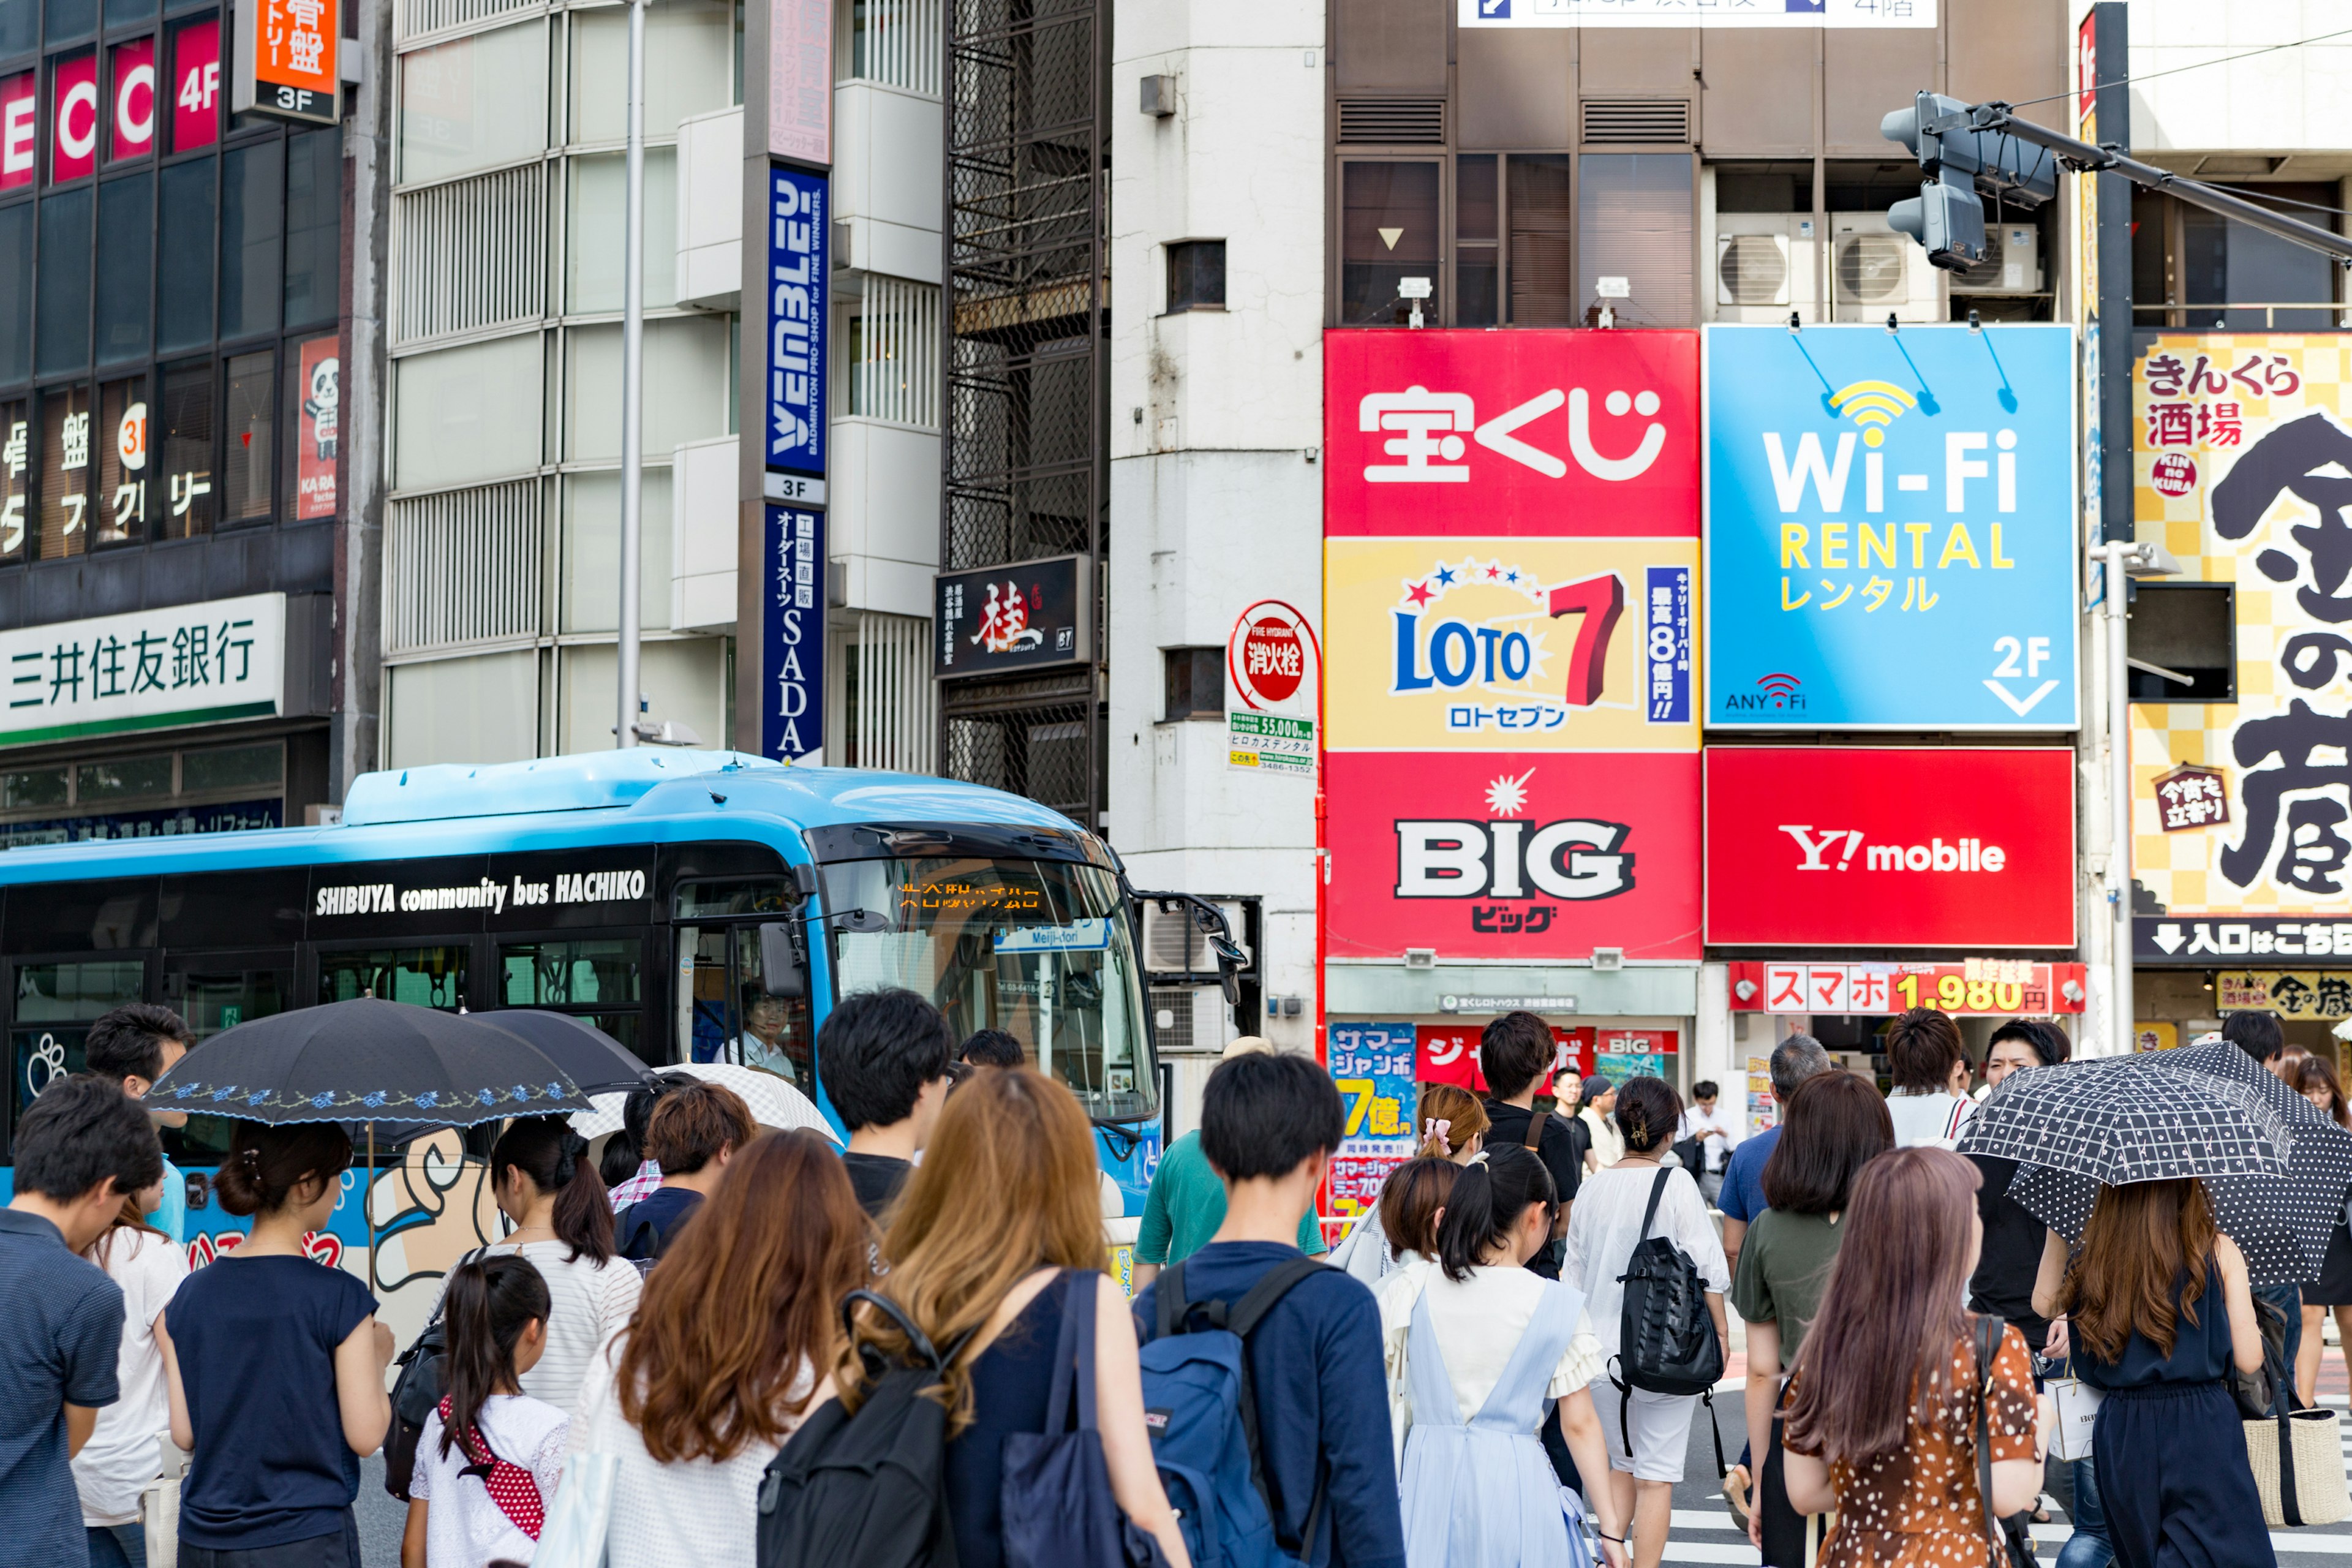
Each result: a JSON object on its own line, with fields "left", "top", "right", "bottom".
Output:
{"left": 1983, "top": 677, "right": 2060, "bottom": 717}
{"left": 2152, "top": 922, "right": 2186, "bottom": 954}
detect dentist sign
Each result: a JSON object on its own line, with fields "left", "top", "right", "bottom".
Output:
{"left": 1704, "top": 324, "right": 2078, "bottom": 731}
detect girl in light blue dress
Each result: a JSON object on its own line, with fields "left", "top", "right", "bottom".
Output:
{"left": 1393, "top": 1145, "right": 1630, "bottom": 1568}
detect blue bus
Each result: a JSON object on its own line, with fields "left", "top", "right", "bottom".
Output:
{"left": 0, "top": 750, "right": 1207, "bottom": 1298}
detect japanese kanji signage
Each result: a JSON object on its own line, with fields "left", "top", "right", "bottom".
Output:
{"left": 232, "top": 0, "right": 338, "bottom": 125}
{"left": 1227, "top": 599, "right": 1317, "bottom": 777}
{"left": 1704, "top": 747, "right": 2078, "bottom": 948}
{"left": 2130, "top": 336, "right": 2352, "bottom": 947}
{"left": 760, "top": 507, "right": 823, "bottom": 763}
{"left": 1705, "top": 324, "right": 2080, "bottom": 730}
{"left": 1728, "top": 959, "right": 2088, "bottom": 1015}
{"left": 1327, "top": 1022, "right": 1417, "bottom": 1216}
{"left": 932, "top": 554, "right": 1090, "bottom": 680}
{"left": 2215, "top": 971, "right": 2352, "bottom": 1020}
{"left": 764, "top": 167, "right": 827, "bottom": 489}
{"left": 1458, "top": 0, "right": 1933, "bottom": 26}
{"left": 0, "top": 591, "right": 285, "bottom": 748}
{"left": 767, "top": 0, "right": 830, "bottom": 165}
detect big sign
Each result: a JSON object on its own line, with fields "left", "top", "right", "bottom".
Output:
{"left": 1705, "top": 324, "right": 2079, "bottom": 730}
{"left": 1705, "top": 746, "right": 2076, "bottom": 948}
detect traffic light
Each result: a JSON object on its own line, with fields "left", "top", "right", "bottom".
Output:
{"left": 1882, "top": 91, "right": 2060, "bottom": 272}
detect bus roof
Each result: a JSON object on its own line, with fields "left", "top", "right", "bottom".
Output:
{"left": 0, "top": 751, "right": 1086, "bottom": 883}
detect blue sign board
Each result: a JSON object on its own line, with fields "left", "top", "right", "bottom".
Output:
{"left": 1705, "top": 323, "right": 2078, "bottom": 730}
{"left": 761, "top": 506, "right": 824, "bottom": 762}
{"left": 766, "top": 167, "right": 827, "bottom": 481}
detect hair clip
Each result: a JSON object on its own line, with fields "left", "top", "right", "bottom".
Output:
{"left": 1422, "top": 1117, "right": 1452, "bottom": 1156}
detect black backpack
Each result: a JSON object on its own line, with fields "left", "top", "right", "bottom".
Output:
{"left": 1611, "top": 1167, "right": 1724, "bottom": 1445}
{"left": 756, "top": 1289, "right": 974, "bottom": 1568}
{"left": 382, "top": 1246, "right": 485, "bottom": 1501}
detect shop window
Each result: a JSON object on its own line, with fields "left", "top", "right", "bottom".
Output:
{"left": 96, "top": 171, "right": 151, "bottom": 364}
{"left": 156, "top": 155, "right": 214, "bottom": 350}
{"left": 1341, "top": 161, "right": 1439, "bottom": 327}
{"left": 1, "top": 766, "right": 67, "bottom": 807}
{"left": 0, "top": 204, "right": 28, "bottom": 382}
{"left": 36, "top": 186, "right": 92, "bottom": 374}
{"left": 221, "top": 140, "right": 283, "bottom": 341}
{"left": 37, "top": 382, "right": 91, "bottom": 557}
{"left": 1508, "top": 154, "right": 1573, "bottom": 326}
{"left": 159, "top": 359, "right": 213, "bottom": 535}
{"left": 167, "top": 15, "right": 219, "bottom": 152}
{"left": 79, "top": 753, "right": 172, "bottom": 800}
{"left": 1455, "top": 154, "right": 1496, "bottom": 328}
{"left": 2128, "top": 582, "right": 2236, "bottom": 703}
{"left": 221, "top": 349, "right": 271, "bottom": 522}
{"left": 1166, "top": 240, "right": 1224, "bottom": 312}
{"left": 182, "top": 741, "right": 279, "bottom": 791}
{"left": 96, "top": 374, "right": 145, "bottom": 543}
{"left": 1163, "top": 646, "right": 1223, "bottom": 722}
{"left": 0, "top": 396, "right": 25, "bottom": 559}
{"left": 1576, "top": 153, "right": 1691, "bottom": 328}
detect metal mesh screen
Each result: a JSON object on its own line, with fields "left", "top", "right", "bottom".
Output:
{"left": 942, "top": 0, "right": 1106, "bottom": 824}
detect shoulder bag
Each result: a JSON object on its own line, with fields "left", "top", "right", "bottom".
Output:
{"left": 383, "top": 1245, "right": 486, "bottom": 1499}
{"left": 1972, "top": 1317, "right": 2038, "bottom": 1568}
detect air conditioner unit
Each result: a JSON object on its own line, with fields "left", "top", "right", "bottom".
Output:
{"left": 1830, "top": 211, "right": 1943, "bottom": 323}
{"left": 1950, "top": 222, "right": 2043, "bottom": 296}
{"left": 1713, "top": 213, "right": 1821, "bottom": 322}
{"left": 1140, "top": 899, "right": 1251, "bottom": 974}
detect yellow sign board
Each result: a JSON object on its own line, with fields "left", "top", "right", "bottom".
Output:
{"left": 2215, "top": 971, "right": 2352, "bottom": 1019}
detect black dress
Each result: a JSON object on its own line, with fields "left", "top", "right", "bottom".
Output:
{"left": 943, "top": 1270, "right": 1076, "bottom": 1568}
{"left": 2305, "top": 1219, "right": 2352, "bottom": 1308}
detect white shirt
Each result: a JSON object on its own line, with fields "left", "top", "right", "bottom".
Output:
{"left": 727, "top": 1036, "right": 798, "bottom": 1081}
{"left": 1886, "top": 1089, "right": 1976, "bottom": 1150}
{"left": 412, "top": 1396, "right": 571, "bottom": 1568}
{"left": 74, "top": 1227, "right": 189, "bottom": 1526}
{"left": 1381, "top": 1262, "right": 1604, "bottom": 1468}
{"left": 569, "top": 1339, "right": 815, "bottom": 1568}
{"left": 1676, "top": 1104, "right": 1738, "bottom": 1173}
{"left": 1579, "top": 1106, "right": 1626, "bottom": 1170}
{"left": 438, "top": 1239, "right": 644, "bottom": 1420}
{"left": 1561, "top": 1163, "right": 1730, "bottom": 1355}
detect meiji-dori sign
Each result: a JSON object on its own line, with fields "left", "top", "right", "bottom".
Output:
{"left": 0, "top": 592, "right": 285, "bottom": 747}
{"left": 766, "top": 167, "right": 827, "bottom": 483}
{"left": 761, "top": 507, "right": 824, "bottom": 763}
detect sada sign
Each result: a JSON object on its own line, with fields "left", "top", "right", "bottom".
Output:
{"left": 1704, "top": 747, "right": 2076, "bottom": 947}
{"left": 1324, "top": 330, "right": 1698, "bottom": 538}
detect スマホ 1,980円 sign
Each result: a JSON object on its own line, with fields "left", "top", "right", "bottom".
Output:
{"left": 1705, "top": 324, "right": 2078, "bottom": 731}
{"left": 765, "top": 167, "right": 827, "bottom": 492}
{"left": 761, "top": 507, "right": 824, "bottom": 763}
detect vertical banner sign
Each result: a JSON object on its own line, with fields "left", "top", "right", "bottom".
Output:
{"left": 761, "top": 506, "right": 824, "bottom": 763}
{"left": 1325, "top": 1022, "right": 1417, "bottom": 1216}
{"left": 764, "top": 167, "right": 827, "bottom": 497}
{"left": 767, "top": 0, "right": 830, "bottom": 164}
{"left": 295, "top": 337, "right": 338, "bottom": 520}
{"left": 232, "top": 0, "right": 339, "bottom": 124}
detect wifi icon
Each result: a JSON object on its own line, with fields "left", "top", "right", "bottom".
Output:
{"left": 1755, "top": 673, "right": 1801, "bottom": 709}
{"left": 1828, "top": 379, "right": 1918, "bottom": 448}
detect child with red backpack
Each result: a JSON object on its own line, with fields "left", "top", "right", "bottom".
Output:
{"left": 403, "top": 1257, "right": 569, "bottom": 1568}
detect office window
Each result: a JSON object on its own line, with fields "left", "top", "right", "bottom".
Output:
{"left": 159, "top": 359, "right": 213, "bottom": 536}
{"left": 1509, "top": 154, "right": 1573, "bottom": 326}
{"left": 0, "top": 203, "right": 30, "bottom": 383}
{"left": 221, "top": 350, "right": 271, "bottom": 522}
{"left": 0, "top": 396, "right": 24, "bottom": 559}
{"left": 282, "top": 130, "right": 339, "bottom": 328}
{"left": 156, "top": 156, "right": 214, "bottom": 351}
{"left": 1340, "top": 161, "right": 1438, "bottom": 327}
{"left": 95, "top": 374, "right": 145, "bottom": 542}
{"left": 36, "top": 186, "right": 93, "bottom": 374}
{"left": 1163, "top": 646, "right": 1223, "bottom": 722}
{"left": 1166, "top": 240, "right": 1224, "bottom": 312}
{"left": 1456, "top": 154, "right": 1496, "bottom": 328}
{"left": 398, "top": 21, "right": 549, "bottom": 184}
{"left": 96, "top": 172, "right": 152, "bottom": 364}
{"left": 1577, "top": 153, "right": 1691, "bottom": 328}
{"left": 221, "top": 140, "right": 284, "bottom": 341}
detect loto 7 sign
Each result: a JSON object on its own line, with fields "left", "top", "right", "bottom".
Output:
{"left": 1325, "top": 330, "right": 1698, "bottom": 537}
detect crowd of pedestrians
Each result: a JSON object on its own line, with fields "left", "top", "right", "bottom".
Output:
{"left": 13, "top": 997, "right": 2352, "bottom": 1568}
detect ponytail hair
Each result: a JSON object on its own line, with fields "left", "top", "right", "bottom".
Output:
{"left": 437, "top": 1255, "right": 552, "bottom": 1461}
{"left": 1374, "top": 1156, "right": 1460, "bottom": 1263}
{"left": 213, "top": 1121, "right": 353, "bottom": 1218}
{"left": 1414, "top": 1084, "right": 1489, "bottom": 1158}
{"left": 491, "top": 1115, "right": 614, "bottom": 1264}
{"left": 1434, "top": 1142, "right": 1557, "bottom": 1283}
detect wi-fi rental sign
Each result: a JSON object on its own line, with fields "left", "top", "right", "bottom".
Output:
{"left": 1702, "top": 324, "right": 2079, "bottom": 732}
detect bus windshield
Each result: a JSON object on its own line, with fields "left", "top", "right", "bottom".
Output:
{"left": 821, "top": 856, "right": 1156, "bottom": 1122}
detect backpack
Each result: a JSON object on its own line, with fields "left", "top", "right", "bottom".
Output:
{"left": 383, "top": 1246, "right": 485, "bottom": 1500}
{"left": 1137, "top": 1257, "right": 1330, "bottom": 1568}
{"left": 1611, "top": 1167, "right": 1724, "bottom": 1447}
{"left": 755, "top": 1289, "right": 974, "bottom": 1568}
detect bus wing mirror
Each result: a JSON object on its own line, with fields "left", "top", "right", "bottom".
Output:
{"left": 1210, "top": 933, "right": 1246, "bottom": 1007}
{"left": 758, "top": 922, "right": 806, "bottom": 1000}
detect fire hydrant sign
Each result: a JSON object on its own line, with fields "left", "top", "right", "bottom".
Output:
{"left": 1226, "top": 599, "right": 1317, "bottom": 777}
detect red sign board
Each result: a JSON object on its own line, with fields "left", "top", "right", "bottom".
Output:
{"left": 1705, "top": 747, "right": 2076, "bottom": 948}
{"left": 0, "top": 72, "right": 32, "bottom": 190}
{"left": 109, "top": 38, "right": 155, "bottom": 160}
{"left": 295, "top": 336, "right": 339, "bottom": 520}
{"left": 53, "top": 53, "right": 99, "bottom": 183}
{"left": 1323, "top": 330, "right": 1700, "bottom": 538}
{"left": 170, "top": 18, "right": 220, "bottom": 152}
{"left": 1327, "top": 749, "right": 1701, "bottom": 962}
{"left": 1728, "top": 961, "right": 2088, "bottom": 1016}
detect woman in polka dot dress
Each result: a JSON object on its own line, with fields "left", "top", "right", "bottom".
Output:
{"left": 1777, "top": 1147, "right": 2045, "bottom": 1567}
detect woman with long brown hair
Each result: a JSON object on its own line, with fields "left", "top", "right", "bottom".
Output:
{"left": 834, "top": 1067, "right": 1189, "bottom": 1568}
{"left": 2034, "top": 1178, "right": 2270, "bottom": 1568}
{"left": 1778, "top": 1146, "right": 2041, "bottom": 1567}
{"left": 569, "top": 1128, "right": 867, "bottom": 1568}
{"left": 2295, "top": 1055, "right": 2352, "bottom": 1405}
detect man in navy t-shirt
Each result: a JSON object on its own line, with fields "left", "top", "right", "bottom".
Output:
{"left": 1131, "top": 1052, "right": 1403, "bottom": 1568}
{"left": 1717, "top": 1033, "right": 1831, "bottom": 1280}
{"left": 0, "top": 1076, "right": 164, "bottom": 1568}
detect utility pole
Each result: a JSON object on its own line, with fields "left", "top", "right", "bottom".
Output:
{"left": 616, "top": 0, "right": 647, "bottom": 750}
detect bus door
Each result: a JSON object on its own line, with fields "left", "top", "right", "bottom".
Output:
{"left": 670, "top": 877, "right": 811, "bottom": 1087}
{"left": 491, "top": 929, "right": 654, "bottom": 1063}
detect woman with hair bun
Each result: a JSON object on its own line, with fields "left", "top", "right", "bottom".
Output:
{"left": 1392, "top": 1142, "right": 1629, "bottom": 1568}
{"left": 1332, "top": 1086, "right": 1488, "bottom": 1285}
{"left": 445, "top": 1115, "right": 641, "bottom": 1418}
{"left": 159, "top": 1121, "right": 393, "bottom": 1565}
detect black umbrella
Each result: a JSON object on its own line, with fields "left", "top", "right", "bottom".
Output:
{"left": 1959, "top": 1041, "right": 2352, "bottom": 1285}
{"left": 150, "top": 998, "right": 597, "bottom": 1126}
{"left": 473, "top": 1010, "right": 652, "bottom": 1096}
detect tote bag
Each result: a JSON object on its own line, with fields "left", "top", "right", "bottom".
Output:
{"left": 533, "top": 1452, "right": 620, "bottom": 1568}
{"left": 1000, "top": 1271, "right": 1169, "bottom": 1568}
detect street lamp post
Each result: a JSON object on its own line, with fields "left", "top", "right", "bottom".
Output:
{"left": 615, "top": 0, "right": 647, "bottom": 749}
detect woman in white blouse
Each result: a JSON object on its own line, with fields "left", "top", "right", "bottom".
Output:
{"left": 1393, "top": 1144, "right": 1629, "bottom": 1568}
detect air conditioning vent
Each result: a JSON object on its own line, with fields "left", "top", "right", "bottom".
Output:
{"left": 1141, "top": 899, "right": 1251, "bottom": 973}
{"left": 1581, "top": 99, "right": 1691, "bottom": 146}
{"left": 1950, "top": 222, "right": 2041, "bottom": 296}
{"left": 1716, "top": 233, "right": 1790, "bottom": 306}
{"left": 1337, "top": 99, "right": 1445, "bottom": 146}
{"left": 1835, "top": 232, "right": 1912, "bottom": 305}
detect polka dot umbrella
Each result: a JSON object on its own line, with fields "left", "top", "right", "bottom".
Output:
{"left": 1958, "top": 1041, "right": 2352, "bottom": 1286}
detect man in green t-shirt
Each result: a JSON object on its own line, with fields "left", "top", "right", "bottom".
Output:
{"left": 1131, "top": 1039, "right": 1327, "bottom": 1286}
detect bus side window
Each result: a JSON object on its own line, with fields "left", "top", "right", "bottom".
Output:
{"left": 676, "top": 926, "right": 733, "bottom": 1067}
{"left": 670, "top": 923, "right": 812, "bottom": 1089}
{"left": 729, "top": 925, "right": 812, "bottom": 1088}
{"left": 8, "top": 958, "right": 147, "bottom": 1153}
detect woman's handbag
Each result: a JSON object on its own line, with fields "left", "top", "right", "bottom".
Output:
{"left": 532, "top": 1452, "right": 620, "bottom": 1568}
{"left": 1000, "top": 1271, "right": 1171, "bottom": 1568}
{"left": 2043, "top": 1368, "right": 2104, "bottom": 1464}
{"left": 2245, "top": 1403, "right": 2352, "bottom": 1526}
{"left": 1972, "top": 1319, "right": 2037, "bottom": 1568}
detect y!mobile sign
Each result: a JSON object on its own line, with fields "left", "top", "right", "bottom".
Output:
{"left": 1704, "top": 747, "right": 2076, "bottom": 948}
{"left": 1705, "top": 325, "right": 2079, "bottom": 731}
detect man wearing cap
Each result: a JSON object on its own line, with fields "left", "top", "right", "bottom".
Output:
{"left": 1577, "top": 1076, "right": 1624, "bottom": 1174}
